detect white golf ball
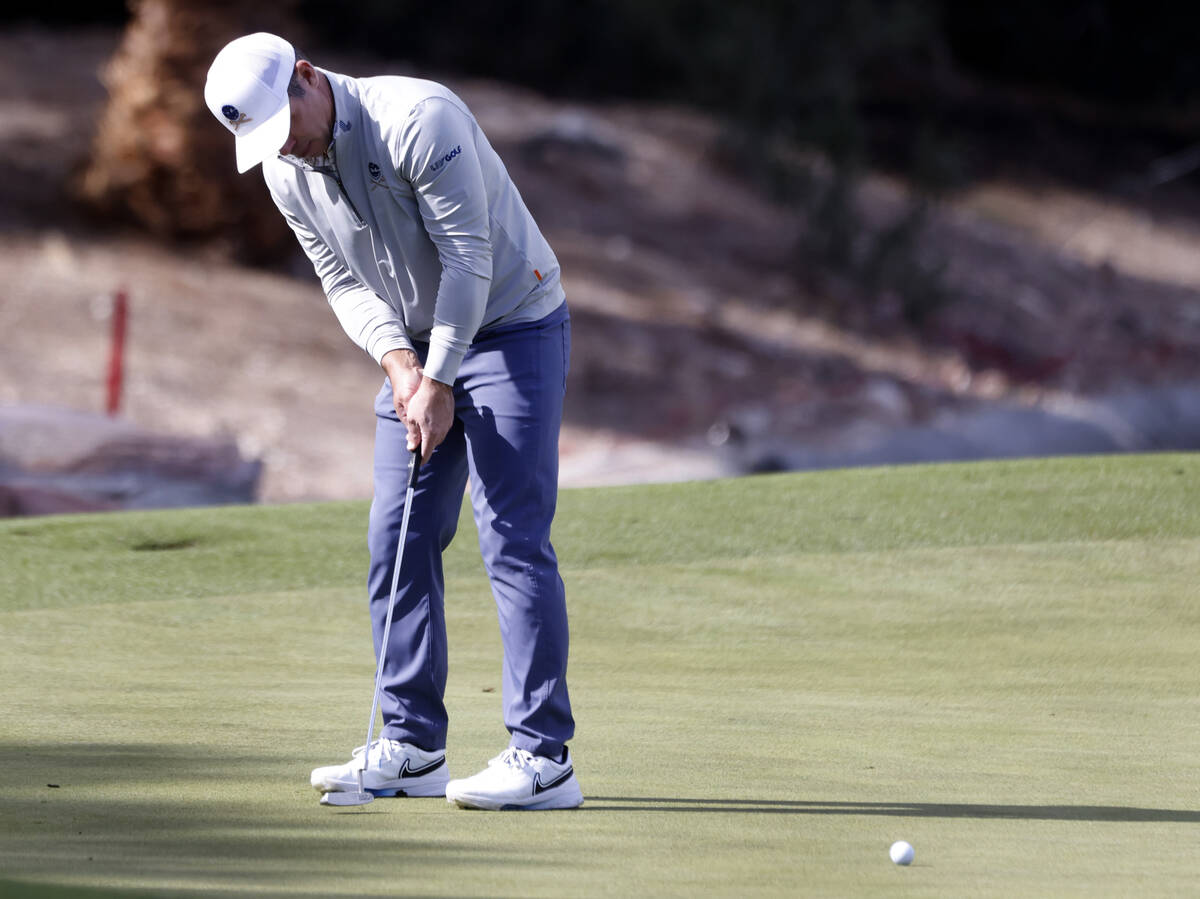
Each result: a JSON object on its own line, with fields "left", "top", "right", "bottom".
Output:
{"left": 889, "top": 840, "right": 915, "bottom": 866}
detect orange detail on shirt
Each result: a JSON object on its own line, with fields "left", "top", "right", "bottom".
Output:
{"left": 534, "top": 269, "right": 542, "bottom": 281}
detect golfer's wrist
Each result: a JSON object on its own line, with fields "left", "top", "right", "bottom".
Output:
{"left": 381, "top": 349, "right": 420, "bottom": 378}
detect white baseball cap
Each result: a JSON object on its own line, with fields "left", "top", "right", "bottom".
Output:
{"left": 204, "top": 33, "right": 296, "bottom": 173}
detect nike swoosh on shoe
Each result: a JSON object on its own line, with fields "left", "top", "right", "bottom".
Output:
{"left": 399, "top": 757, "right": 446, "bottom": 779}
{"left": 532, "top": 766, "right": 574, "bottom": 795}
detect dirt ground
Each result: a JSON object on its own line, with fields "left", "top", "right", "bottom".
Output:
{"left": 3, "top": 27, "right": 1199, "bottom": 503}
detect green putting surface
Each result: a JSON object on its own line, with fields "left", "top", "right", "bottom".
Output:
{"left": 1, "top": 455, "right": 1197, "bottom": 896}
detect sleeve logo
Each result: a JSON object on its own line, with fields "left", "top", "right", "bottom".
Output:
{"left": 429, "top": 145, "right": 463, "bottom": 174}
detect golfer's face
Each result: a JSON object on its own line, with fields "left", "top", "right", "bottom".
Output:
{"left": 279, "top": 72, "right": 332, "bottom": 159}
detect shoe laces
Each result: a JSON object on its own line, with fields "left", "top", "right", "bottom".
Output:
{"left": 351, "top": 739, "right": 397, "bottom": 765}
{"left": 492, "top": 747, "right": 536, "bottom": 770}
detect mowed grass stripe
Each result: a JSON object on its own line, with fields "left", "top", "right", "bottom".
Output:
{"left": 3, "top": 454, "right": 1197, "bottom": 613}
{"left": 0, "top": 454, "right": 1197, "bottom": 897}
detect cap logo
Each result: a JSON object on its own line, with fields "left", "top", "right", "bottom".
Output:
{"left": 221, "top": 104, "right": 253, "bottom": 131}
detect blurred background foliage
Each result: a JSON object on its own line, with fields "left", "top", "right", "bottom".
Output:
{"left": 4, "top": 0, "right": 1195, "bottom": 315}
{"left": 10, "top": 0, "right": 1194, "bottom": 170}
{"left": 299, "top": 0, "right": 1197, "bottom": 171}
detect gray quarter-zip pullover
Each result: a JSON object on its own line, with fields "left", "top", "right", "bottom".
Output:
{"left": 263, "top": 69, "right": 565, "bottom": 384}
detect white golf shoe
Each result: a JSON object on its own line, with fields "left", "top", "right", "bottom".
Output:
{"left": 310, "top": 739, "right": 449, "bottom": 798}
{"left": 445, "top": 747, "right": 583, "bottom": 810}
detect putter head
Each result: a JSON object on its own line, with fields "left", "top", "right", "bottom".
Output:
{"left": 319, "top": 791, "right": 374, "bottom": 807}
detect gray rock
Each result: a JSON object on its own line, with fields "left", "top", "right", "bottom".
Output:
{"left": 741, "top": 382, "right": 1200, "bottom": 472}
{"left": 0, "top": 405, "right": 261, "bottom": 517}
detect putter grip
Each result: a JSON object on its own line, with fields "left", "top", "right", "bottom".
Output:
{"left": 408, "top": 442, "right": 422, "bottom": 489}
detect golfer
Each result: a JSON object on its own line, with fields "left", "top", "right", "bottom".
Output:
{"left": 205, "top": 33, "right": 581, "bottom": 810}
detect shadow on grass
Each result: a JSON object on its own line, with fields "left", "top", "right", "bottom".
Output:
{"left": 0, "top": 741, "right": 514, "bottom": 895}
{"left": 587, "top": 797, "right": 1200, "bottom": 823}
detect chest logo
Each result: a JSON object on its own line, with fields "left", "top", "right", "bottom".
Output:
{"left": 368, "top": 161, "right": 389, "bottom": 191}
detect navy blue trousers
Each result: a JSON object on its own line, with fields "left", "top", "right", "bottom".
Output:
{"left": 367, "top": 303, "right": 573, "bottom": 758}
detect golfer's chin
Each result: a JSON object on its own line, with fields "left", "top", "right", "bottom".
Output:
{"left": 279, "top": 141, "right": 316, "bottom": 161}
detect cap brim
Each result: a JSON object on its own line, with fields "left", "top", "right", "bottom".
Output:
{"left": 234, "top": 100, "right": 292, "bottom": 173}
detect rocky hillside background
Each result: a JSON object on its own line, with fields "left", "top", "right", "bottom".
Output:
{"left": 2, "top": 26, "right": 1199, "bottom": 506}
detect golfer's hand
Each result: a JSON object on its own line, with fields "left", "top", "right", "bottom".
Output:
{"left": 382, "top": 349, "right": 423, "bottom": 429}
{"left": 403, "top": 377, "right": 454, "bottom": 464}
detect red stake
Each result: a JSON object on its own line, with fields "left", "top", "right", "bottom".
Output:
{"left": 106, "top": 289, "right": 128, "bottom": 416}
